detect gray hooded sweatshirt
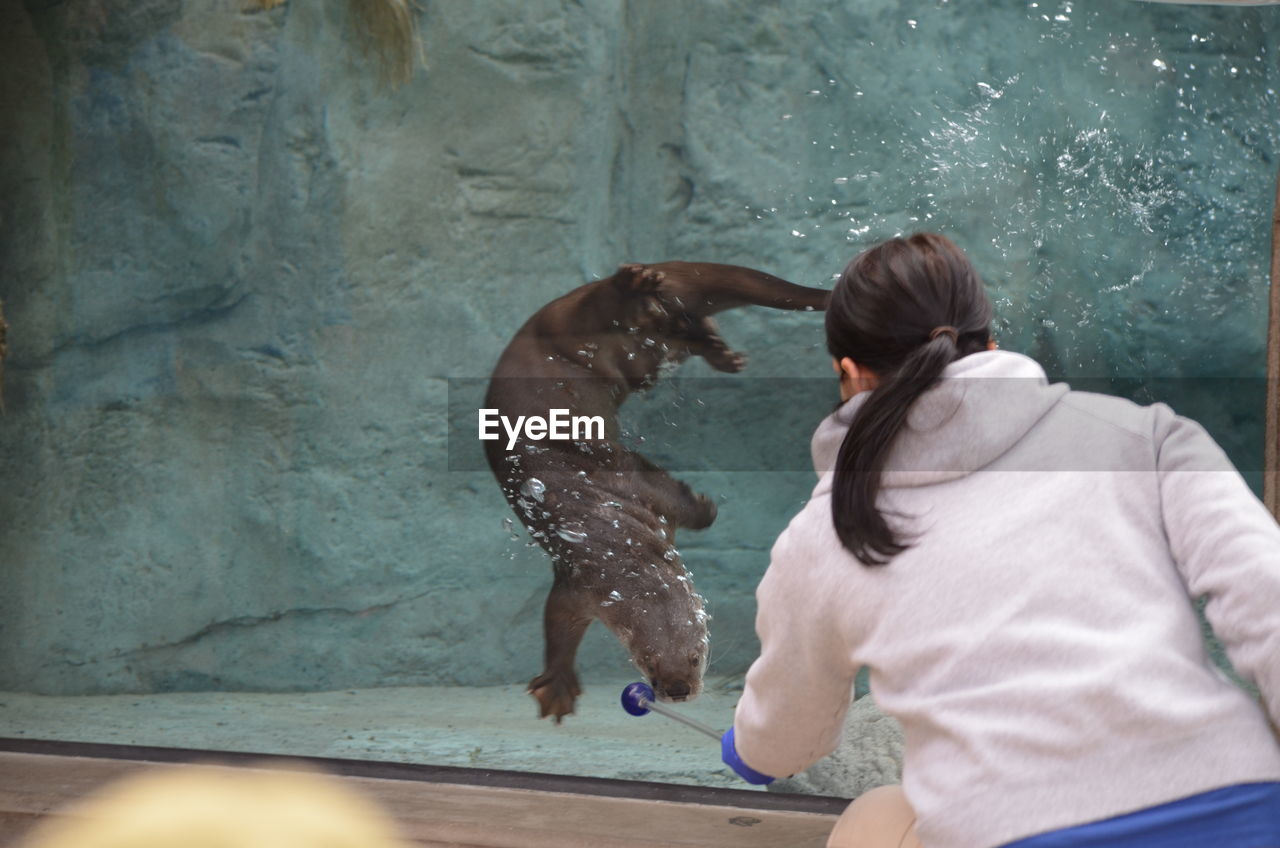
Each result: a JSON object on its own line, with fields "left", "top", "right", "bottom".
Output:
{"left": 732, "top": 349, "right": 1280, "bottom": 848}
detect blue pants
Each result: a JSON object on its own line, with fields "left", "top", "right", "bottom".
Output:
{"left": 1002, "top": 783, "right": 1280, "bottom": 848}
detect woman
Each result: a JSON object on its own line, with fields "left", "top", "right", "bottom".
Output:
{"left": 722, "top": 233, "right": 1280, "bottom": 847}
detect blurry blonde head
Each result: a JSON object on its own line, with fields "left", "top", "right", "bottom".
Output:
{"left": 20, "top": 763, "right": 408, "bottom": 848}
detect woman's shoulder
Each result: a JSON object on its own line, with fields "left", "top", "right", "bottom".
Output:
{"left": 1052, "top": 386, "right": 1175, "bottom": 443}
{"left": 770, "top": 498, "right": 828, "bottom": 558}
{"left": 763, "top": 495, "right": 831, "bottom": 568}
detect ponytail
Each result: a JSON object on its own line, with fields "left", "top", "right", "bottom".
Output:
{"left": 831, "top": 331, "right": 961, "bottom": 564}
{"left": 824, "top": 233, "right": 993, "bottom": 565}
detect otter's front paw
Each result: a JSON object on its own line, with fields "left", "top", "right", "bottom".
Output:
{"left": 528, "top": 670, "right": 582, "bottom": 724}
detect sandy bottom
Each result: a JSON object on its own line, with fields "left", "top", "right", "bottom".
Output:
{"left": 0, "top": 677, "right": 757, "bottom": 790}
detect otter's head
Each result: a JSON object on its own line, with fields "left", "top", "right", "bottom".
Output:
{"left": 596, "top": 556, "right": 709, "bottom": 702}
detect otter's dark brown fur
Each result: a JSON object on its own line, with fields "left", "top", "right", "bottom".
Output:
{"left": 484, "top": 262, "right": 827, "bottom": 721}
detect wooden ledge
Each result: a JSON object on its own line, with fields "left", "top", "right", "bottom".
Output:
{"left": 0, "top": 740, "right": 844, "bottom": 847}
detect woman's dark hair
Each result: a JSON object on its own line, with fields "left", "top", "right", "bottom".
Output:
{"left": 826, "top": 232, "right": 993, "bottom": 565}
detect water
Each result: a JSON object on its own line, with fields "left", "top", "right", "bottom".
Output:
{"left": 0, "top": 0, "right": 1276, "bottom": 793}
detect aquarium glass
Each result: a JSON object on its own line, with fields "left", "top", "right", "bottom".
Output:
{"left": 1, "top": 0, "right": 1278, "bottom": 791}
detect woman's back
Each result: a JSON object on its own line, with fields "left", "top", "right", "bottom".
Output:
{"left": 727, "top": 233, "right": 1280, "bottom": 848}
{"left": 746, "top": 349, "right": 1280, "bottom": 846}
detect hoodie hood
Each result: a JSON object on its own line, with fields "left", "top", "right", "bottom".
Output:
{"left": 811, "top": 350, "right": 1068, "bottom": 493}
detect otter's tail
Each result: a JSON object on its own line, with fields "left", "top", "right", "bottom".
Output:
{"left": 643, "top": 261, "right": 829, "bottom": 314}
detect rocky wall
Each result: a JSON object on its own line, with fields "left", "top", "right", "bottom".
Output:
{"left": 0, "top": 0, "right": 1276, "bottom": 694}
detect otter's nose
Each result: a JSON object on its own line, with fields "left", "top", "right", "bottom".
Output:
{"left": 661, "top": 680, "right": 691, "bottom": 699}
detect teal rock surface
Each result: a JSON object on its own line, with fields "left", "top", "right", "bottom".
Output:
{"left": 0, "top": 0, "right": 1277, "bottom": 695}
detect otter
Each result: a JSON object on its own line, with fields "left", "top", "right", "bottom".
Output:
{"left": 484, "top": 262, "right": 828, "bottom": 722}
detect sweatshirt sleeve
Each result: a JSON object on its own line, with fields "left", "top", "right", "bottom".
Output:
{"left": 731, "top": 524, "right": 860, "bottom": 780}
{"left": 1155, "top": 404, "right": 1280, "bottom": 728}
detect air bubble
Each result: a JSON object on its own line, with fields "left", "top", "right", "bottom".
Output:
{"left": 557, "top": 526, "right": 588, "bottom": 544}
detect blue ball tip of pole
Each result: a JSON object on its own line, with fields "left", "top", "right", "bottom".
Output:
{"left": 621, "top": 681, "right": 654, "bottom": 716}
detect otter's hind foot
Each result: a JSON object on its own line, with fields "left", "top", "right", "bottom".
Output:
{"left": 706, "top": 347, "right": 747, "bottom": 372}
{"left": 685, "top": 492, "right": 718, "bottom": 530}
{"left": 701, "top": 334, "right": 747, "bottom": 373}
{"left": 614, "top": 263, "right": 665, "bottom": 294}
{"left": 686, "top": 317, "right": 746, "bottom": 373}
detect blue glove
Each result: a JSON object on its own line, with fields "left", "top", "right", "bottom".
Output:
{"left": 721, "top": 726, "right": 775, "bottom": 785}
